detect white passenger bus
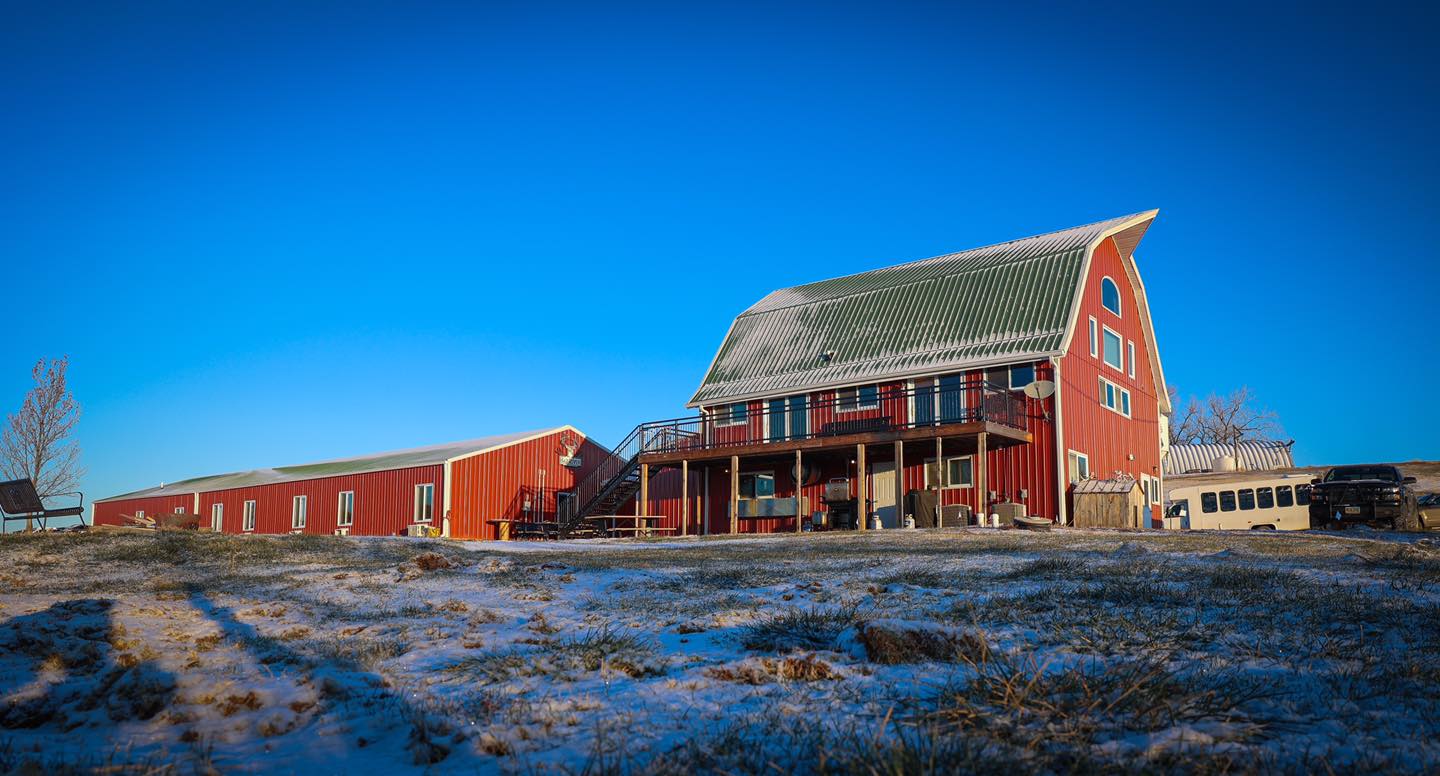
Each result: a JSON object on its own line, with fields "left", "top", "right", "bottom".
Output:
{"left": 1164, "top": 475, "right": 1314, "bottom": 531}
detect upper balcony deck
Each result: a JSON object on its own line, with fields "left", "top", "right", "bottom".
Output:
{"left": 634, "top": 379, "right": 1031, "bottom": 465}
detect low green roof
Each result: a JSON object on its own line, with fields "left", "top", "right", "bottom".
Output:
{"left": 689, "top": 212, "right": 1158, "bottom": 407}
{"left": 95, "top": 427, "right": 573, "bottom": 502}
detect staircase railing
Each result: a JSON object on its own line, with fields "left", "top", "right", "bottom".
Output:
{"left": 560, "top": 424, "right": 645, "bottom": 536}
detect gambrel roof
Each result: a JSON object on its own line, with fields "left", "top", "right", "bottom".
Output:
{"left": 689, "top": 211, "right": 1162, "bottom": 408}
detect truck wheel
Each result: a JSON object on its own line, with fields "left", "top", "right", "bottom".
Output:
{"left": 1395, "top": 508, "right": 1420, "bottom": 532}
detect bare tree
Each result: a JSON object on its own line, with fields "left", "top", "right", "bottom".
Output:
{"left": 1196, "top": 386, "right": 1282, "bottom": 450}
{"left": 1166, "top": 386, "right": 1204, "bottom": 446}
{"left": 1, "top": 357, "right": 84, "bottom": 530}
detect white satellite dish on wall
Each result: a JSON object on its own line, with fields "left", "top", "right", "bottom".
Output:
{"left": 1022, "top": 380, "right": 1056, "bottom": 400}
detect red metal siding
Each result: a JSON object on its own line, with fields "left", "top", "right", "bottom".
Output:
{"left": 1059, "top": 236, "right": 1164, "bottom": 524}
{"left": 93, "top": 493, "right": 196, "bottom": 526}
{"left": 198, "top": 465, "right": 444, "bottom": 537}
{"left": 447, "top": 430, "right": 609, "bottom": 540}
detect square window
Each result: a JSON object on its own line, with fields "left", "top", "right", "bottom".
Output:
{"left": 1102, "top": 328, "right": 1123, "bottom": 370}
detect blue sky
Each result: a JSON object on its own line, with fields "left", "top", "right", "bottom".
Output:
{"left": 3, "top": 1, "right": 1437, "bottom": 509}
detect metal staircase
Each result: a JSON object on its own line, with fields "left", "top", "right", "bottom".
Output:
{"left": 559, "top": 424, "right": 646, "bottom": 537}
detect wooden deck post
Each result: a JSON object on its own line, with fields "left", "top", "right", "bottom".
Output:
{"left": 639, "top": 463, "right": 648, "bottom": 518}
{"left": 856, "top": 443, "right": 867, "bottom": 530}
{"left": 935, "top": 435, "right": 944, "bottom": 525}
{"left": 730, "top": 455, "right": 740, "bottom": 535}
{"left": 795, "top": 448, "right": 803, "bottom": 534}
{"left": 977, "top": 431, "right": 989, "bottom": 523}
{"left": 681, "top": 459, "right": 689, "bottom": 537}
{"left": 894, "top": 439, "right": 905, "bottom": 528}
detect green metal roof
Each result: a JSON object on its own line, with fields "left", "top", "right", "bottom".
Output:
{"left": 689, "top": 212, "right": 1158, "bottom": 407}
{"left": 95, "top": 427, "right": 573, "bottom": 502}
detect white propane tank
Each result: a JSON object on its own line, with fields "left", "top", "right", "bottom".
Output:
{"left": 1213, "top": 455, "right": 1237, "bottom": 472}
{"left": 990, "top": 513, "right": 1001, "bottom": 528}
{"left": 870, "top": 514, "right": 883, "bottom": 530}
{"left": 903, "top": 514, "right": 916, "bottom": 530}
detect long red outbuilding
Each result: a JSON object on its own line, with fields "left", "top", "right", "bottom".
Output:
{"left": 92, "top": 427, "right": 609, "bottom": 540}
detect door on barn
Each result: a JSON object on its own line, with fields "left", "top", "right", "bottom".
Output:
{"left": 871, "top": 461, "right": 897, "bottom": 528}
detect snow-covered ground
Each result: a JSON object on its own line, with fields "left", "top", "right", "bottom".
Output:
{"left": 1, "top": 528, "right": 1437, "bottom": 774}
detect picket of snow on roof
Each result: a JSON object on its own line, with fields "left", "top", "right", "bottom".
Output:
{"left": 95, "top": 427, "right": 570, "bottom": 502}
{"left": 689, "top": 211, "right": 1157, "bottom": 407}
{"left": 1164, "top": 440, "right": 1296, "bottom": 476}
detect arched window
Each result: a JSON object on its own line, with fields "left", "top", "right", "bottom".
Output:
{"left": 1101, "top": 277, "right": 1121, "bottom": 316}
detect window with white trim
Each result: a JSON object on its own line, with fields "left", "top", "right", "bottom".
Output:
{"left": 174, "top": 507, "right": 184, "bottom": 514}
{"left": 292, "top": 495, "right": 307, "bottom": 529}
{"left": 1099, "top": 376, "right": 1132, "bottom": 417}
{"left": 714, "top": 403, "right": 748, "bottom": 427}
{"left": 1088, "top": 317, "right": 1098, "bottom": 357}
{"left": 414, "top": 483, "right": 435, "bottom": 522}
{"left": 211, "top": 502, "right": 223, "bottom": 531}
{"left": 1102, "top": 326, "right": 1123, "bottom": 371}
{"left": 242, "top": 500, "right": 256, "bottom": 532}
{"left": 1067, "top": 450, "right": 1090, "bottom": 482}
{"left": 924, "top": 456, "right": 974, "bottom": 488}
{"left": 1101, "top": 277, "right": 1122, "bottom": 316}
{"left": 836, "top": 384, "right": 879, "bottom": 412}
{"left": 135, "top": 509, "right": 145, "bottom": 520}
{"left": 1127, "top": 340, "right": 1136, "bottom": 379}
{"left": 337, "top": 491, "right": 354, "bottom": 527}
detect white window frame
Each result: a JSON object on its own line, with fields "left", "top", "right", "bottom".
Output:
{"left": 242, "top": 500, "right": 256, "bottom": 532}
{"left": 714, "top": 403, "right": 748, "bottom": 428}
{"left": 924, "top": 455, "right": 974, "bottom": 489}
{"left": 1098, "top": 376, "right": 1132, "bottom": 418}
{"left": 211, "top": 502, "right": 223, "bottom": 532}
{"left": 174, "top": 506, "right": 184, "bottom": 514}
{"left": 292, "top": 495, "right": 307, "bottom": 529}
{"left": 414, "top": 483, "right": 435, "bottom": 523}
{"left": 1088, "top": 316, "right": 1098, "bottom": 357}
{"left": 1068, "top": 450, "right": 1090, "bottom": 483}
{"left": 1127, "top": 340, "right": 1136, "bottom": 379}
{"left": 1101, "top": 325, "right": 1124, "bottom": 372}
{"left": 135, "top": 509, "right": 145, "bottom": 520}
{"left": 337, "top": 490, "right": 354, "bottom": 527}
{"left": 835, "top": 385, "right": 880, "bottom": 413}
{"left": 1101, "top": 276, "right": 1123, "bottom": 317}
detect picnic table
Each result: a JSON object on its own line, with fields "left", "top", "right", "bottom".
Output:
{"left": 583, "top": 515, "right": 677, "bottom": 538}
{"left": 486, "top": 518, "right": 563, "bottom": 541}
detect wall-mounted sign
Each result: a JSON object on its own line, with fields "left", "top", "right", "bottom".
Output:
{"left": 560, "top": 455, "right": 582, "bottom": 469}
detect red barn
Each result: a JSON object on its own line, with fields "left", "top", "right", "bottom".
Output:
{"left": 93, "top": 427, "right": 607, "bottom": 540}
{"left": 572, "top": 211, "right": 1170, "bottom": 533}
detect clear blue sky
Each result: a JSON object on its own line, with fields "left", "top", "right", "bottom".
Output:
{"left": 3, "top": 2, "right": 1437, "bottom": 509}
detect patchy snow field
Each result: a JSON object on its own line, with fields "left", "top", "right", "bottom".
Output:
{"left": 1, "top": 528, "right": 1438, "bottom": 774}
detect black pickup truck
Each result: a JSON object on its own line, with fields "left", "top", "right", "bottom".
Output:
{"left": 1308, "top": 465, "right": 1420, "bottom": 530}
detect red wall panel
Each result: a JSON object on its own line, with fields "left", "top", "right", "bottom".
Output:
{"left": 447, "top": 430, "right": 609, "bottom": 540}
{"left": 93, "top": 493, "right": 196, "bottom": 526}
{"left": 198, "top": 465, "right": 444, "bottom": 537}
{"left": 1059, "top": 236, "right": 1164, "bottom": 524}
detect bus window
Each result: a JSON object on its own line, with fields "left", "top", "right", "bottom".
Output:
{"left": 1276, "top": 486, "right": 1294, "bottom": 507}
{"left": 1296, "top": 485, "right": 1312, "bottom": 506}
{"left": 1201, "top": 492, "right": 1218, "bottom": 513}
{"left": 1220, "top": 491, "right": 1237, "bottom": 512}
{"left": 1238, "top": 489, "right": 1255, "bottom": 510}
{"left": 1257, "top": 487, "right": 1274, "bottom": 509}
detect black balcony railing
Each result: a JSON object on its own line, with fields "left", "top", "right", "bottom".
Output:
{"left": 636, "top": 378, "right": 1025, "bottom": 457}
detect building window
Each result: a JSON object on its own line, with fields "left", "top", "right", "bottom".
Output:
{"left": 1099, "top": 377, "right": 1132, "bottom": 417}
{"left": 985, "top": 365, "right": 1035, "bottom": 391}
{"left": 337, "top": 491, "right": 354, "bottom": 527}
{"left": 836, "top": 384, "right": 879, "bottom": 412}
{"left": 1127, "top": 341, "right": 1136, "bottom": 379}
{"left": 414, "top": 483, "right": 435, "bottom": 522}
{"left": 1101, "top": 277, "right": 1122, "bottom": 317}
{"left": 211, "top": 503, "right": 223, "bottom": 532}
{"left": 135, "top": 510, "right": 145, "bottom": 520}
{"left": 1067, "top": 450, "right": 1090, "bottom": 482}
{"left": 292, "top": 495, "right": 307, "bottom": 529}
{"left": 1102, "top": 326, "right": 1123, "bottom": 371}
{"left": 1140, "top": 474, "right": 1160, "bottom": 505}
{"left": 739, "top": 472, "right": 775, "bottom": 499}
{"left": 174, "top": 507, "right": 184, "bottom": 514}
{"left": 243, "top": 500, "right": 256, "bottom": 532}
{"left": 925, "top": 456, "right": 973, "bottom": 488}
{"left": 714, "top": 403, "right": 748, "bottom": 427}
{"left": 1088, "top": 317, "right": 1098, "bottom": 357}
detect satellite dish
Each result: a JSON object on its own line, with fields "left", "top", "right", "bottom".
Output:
{"left": 1022, "top": 380, "right": 1056, "bottom": 400}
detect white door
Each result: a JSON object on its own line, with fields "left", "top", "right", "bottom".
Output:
{"left": 211, "top": 504, "right": 223, "bottom": 532}
{"left": 871, "top": 461, "right": 898, "bottom": 528}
